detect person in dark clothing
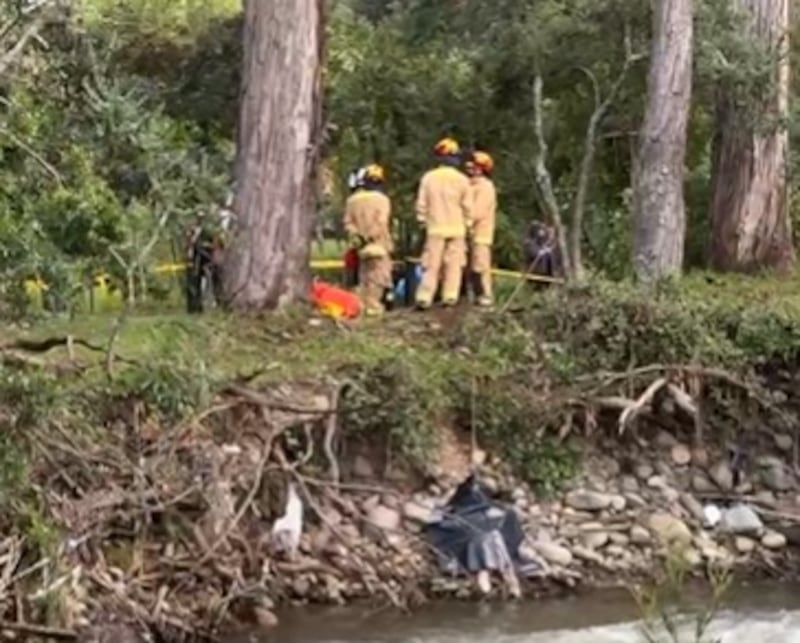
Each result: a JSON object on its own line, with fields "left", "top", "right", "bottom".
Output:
{"left": 185, "top": 213, "right": 224, "bottom": 313}
{"left": 522, "top": 221, "right": 562, "bottom": 285}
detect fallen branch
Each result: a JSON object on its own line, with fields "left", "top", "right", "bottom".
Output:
{"left": 0, "top": 620, "right": 76, "bottom": 641}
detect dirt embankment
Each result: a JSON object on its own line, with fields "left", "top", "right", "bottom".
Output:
{"left": 13, "top": 371, "right": 800, "bottom": 643}
{"left": 6, "top": 278, "right": 800, "bottom": 641}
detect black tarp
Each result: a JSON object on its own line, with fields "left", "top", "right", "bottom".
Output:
{"left": 423, "top": 474, "right": 539, "bottom": 576}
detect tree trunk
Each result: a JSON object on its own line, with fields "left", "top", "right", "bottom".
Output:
{"left": 223, "top": 0, "right": 324, "bottom": 309}
{"left": 632, "top": 0, "right": 693, "bottom": 281}
{"left": 709, "top": 0, "right": 794, "bottom": 273}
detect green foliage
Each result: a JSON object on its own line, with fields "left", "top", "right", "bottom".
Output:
{"left": 633, "top": 547, "right": 731, "bottom": 643}
{"left": 340, "top": 355, "right": 445, "bottom": 468}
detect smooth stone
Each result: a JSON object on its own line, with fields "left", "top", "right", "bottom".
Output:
{"left": 648, "top": 512, "right": 692, "bottom": 546}
{"left": 533, "top": 541, "right": 573, "bottom": 567}
{"left": 583, "top": 532, "right": 609, "bottom": 550}
{"left": 565, "top": 490, "right": 613, "bottom": 512}
{"left": 692, "top": 474, "right": 717, "bottom": 494}
{"left": 762, "top": 531, "right": 788, "bottom": 550}
{"left": 353, "top": 455, "right": 375, "bottom": 478}
{"left": 774, "top": 434, "right": 793, "bottom": 452}
{"left": 621, "top": 476, "right": 640, "bottom": 493}
{"left": 735, "top": 537, "right": 756, "bottom": 554}
{"left": 636, "top": 464, "right": 655, "bottom": 481}
{"left": 719, "top": 504, "right": 763, "bottom": 535}
{"left": 671, "top": 444, "right": 692, "bottom": 466}
{"left": 709, "top": 461, "right": 734, "bottom": 492}
{"left": 760, "top": 461, "right": 794, "bottom": 493}
{"left": 366, "top": 505, "right": 401, "bottom": 532}
{"left": 680, "top": 493, "right": 706, "bottom": 523}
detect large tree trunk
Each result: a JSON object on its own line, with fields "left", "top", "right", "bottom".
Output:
{"left": 709, "top": 0, "right": 794, "bottom": 273}
{"left": 223, "top": 0, "right": 324, "bottom": 309}
{"left": 632, "top": 0, "right": 693, "bottom": 281}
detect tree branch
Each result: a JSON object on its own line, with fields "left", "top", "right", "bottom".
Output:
{"left": 532, "top": 73, "right": 572, "bottom": 279}
{"left": 569, "top": 23, "right": 642, "bottom": 281}
{"left": 0, "top": 8, "right": 48, "bottom": 77}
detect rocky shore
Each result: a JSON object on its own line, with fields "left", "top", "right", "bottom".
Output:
{"left": 261, "top": 425, "right": 800, "bottom": 624}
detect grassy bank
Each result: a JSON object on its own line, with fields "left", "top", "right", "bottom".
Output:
{"left": 0, "top": 273, "right": 798, "bottom": 635}
{"left": 9, "top": 272, "right": 800, "bottom": 485}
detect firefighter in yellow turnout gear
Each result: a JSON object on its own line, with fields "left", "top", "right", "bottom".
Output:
{"left": 343, "top": 164, "right": 394, "bottom": 317}
{"left": 466, "top": 151, "right": 497, "bottom": 307}
{"left": 414, "top": 138, "right": 473, "bottom": 308}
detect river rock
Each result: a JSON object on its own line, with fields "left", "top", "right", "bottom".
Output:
{"left": 680, "top": 493, "right": 706, "bottom": 523}
{"left": 636, "top": 464, "right": 654, "bottom": 481}
{"left": 621, "top": 476, "right": 640, "bottom": 493}
{"left": 471, "top": 448, "right": 488, "bottom": 466}
{"left": 683, "top": 548, "right": 703, "bottom": 567}
{"left": 533, "top": 541, "right": 573, "bottom": 567}
{"left": 735, "top": 536, "right": 756, "bottom": 554}
{"left": 656, "top": 430, "right": 678, "bottom": 448}
{"left": 754, "top": 490, "right": 777, "bottom": 507}
{"left": 648, "top": 512, "right": 692, "bottom": 546}
{"left": 353, "top": 455, "right": 375, "bottom": 478}
{"left": 692, "top": 448, "right": 710, "bottom": 468}
{"left": 647, "top": 475, "right": 668, "bottom": 490}
{"left": 762, "top": 531, "right": 787, "bottom": 550}
{"left": 565, "top": 490, "right": 612, "bottom": 512}
{"left": 709, "top": 461, "right": 734, "bottom": 492}
{"left": 254, "top": 607, "right": 279, "bottom": 629}
{"left": 774, "top": 433, "right": 793, "bottom": 452}
{"left": 292, "top": 576, "right": 311, "bottom": 598}
{"left": 625, "top": 493, "right": 647, "bottom": 509}
{"left": 759, "top": 458, "right": 794, "bottom": 492}
{"left": 630, "top": 524, "right": 650, "bottom": 545}
{"left": 403, "top": 500, "right": 434, "bottom": 524}
{"left": 572, "top": 545, "right": 604, "bottom": 565}
{"left": 692, "top": 473, "right": 717, "bottom": 494}
{"left": 609, "top": 532, "right": 630, "bottom": 546}
{"left": 610, "top": 495, "right": 627, "bottom": 512}
{"left": 671, "top": 444, "right": 692, "bottom": 466}
{"left": 583, "top": 532, "right": 609, "bottom": 550}
{"left": 366, "top": 505, "right": 401, "bottom": 532}
{"left": 719, "top": 504, "right": 763, "bottom": 535}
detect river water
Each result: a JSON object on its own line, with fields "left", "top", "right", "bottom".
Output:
{"left": 258, "top": 583, "right": 800, "bottom": 643}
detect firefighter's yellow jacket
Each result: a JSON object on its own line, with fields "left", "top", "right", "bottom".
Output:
{"left": 415, "top": 166, "right": 472, "bottom": 238}
{"left": 470, "top": 176, "right": 497, "bottom": 246}
{"left": 343, "top": 189, "right": 393, "bottom": 252}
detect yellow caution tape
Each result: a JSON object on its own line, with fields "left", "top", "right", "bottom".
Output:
{"left": 24, "top": 258, "right": 563, "bottom": 295}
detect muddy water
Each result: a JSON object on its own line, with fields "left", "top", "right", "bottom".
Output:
{"left": 255, "top": 583, "right": 800, "bottom": 643}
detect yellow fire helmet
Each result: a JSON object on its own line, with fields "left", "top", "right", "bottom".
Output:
{"left": 363, "top": 163, "right": 385, "bottom": 183}
{"left": 434, "top": 137, "right": 460, "bottom": 157}
{"left": 472, "top": 151, "right": 494, "bottom": 174}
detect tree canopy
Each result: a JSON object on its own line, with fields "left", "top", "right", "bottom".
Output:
{"left": 0, "top": 0, "right": 797, "bottom": 315}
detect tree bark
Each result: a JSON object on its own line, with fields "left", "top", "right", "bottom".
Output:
{"left": 632, "top": 0, "right": 693, "bottom": 282}
{"left": 709, "top": 0, "right": 795, "bottom": 274}
{"left": 223, "top": 0, "right": 324, "bottom": 309}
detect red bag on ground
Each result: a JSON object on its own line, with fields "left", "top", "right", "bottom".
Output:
{"left": 310, "top": 279, "right": 361, "bottom": 319}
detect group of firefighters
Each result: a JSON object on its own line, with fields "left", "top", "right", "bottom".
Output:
{"left": 183, "top": 136, "right": 560, "bottom": 317}
{"left": 343, "top": 137, "right": 497, "bottom": 317}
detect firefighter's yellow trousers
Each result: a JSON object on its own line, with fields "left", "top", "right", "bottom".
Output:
{"left": 359, "top": 256, "right": 391, "bottom": 315}
{"left": 471, "top": 243, "right": 493, "bottom": 305}
{"left": 415, "top": 236, "right": 466, "bottom": 307}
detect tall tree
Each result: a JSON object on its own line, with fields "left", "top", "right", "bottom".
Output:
{"left": 223, "top": 0, "right": 324, "bottom": 309}
{"left": 708, "top": 0, "right": 795, "bottom": 273}
{"left": 632, "top": 0, "right": 693, "bottom": 281}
